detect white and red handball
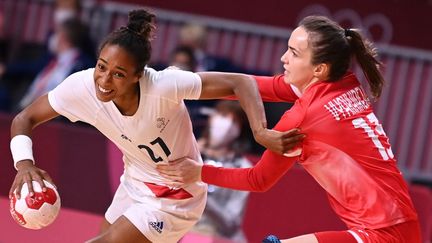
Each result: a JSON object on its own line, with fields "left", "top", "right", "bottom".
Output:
{"left": 9, "top": 180, "right": 61, "bottom": 229}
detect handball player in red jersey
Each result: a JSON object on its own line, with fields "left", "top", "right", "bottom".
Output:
{"left": 157, "top": 15, "right": 421, "bottom": 243}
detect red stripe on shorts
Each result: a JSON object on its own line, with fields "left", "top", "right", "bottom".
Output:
{"left": 144, "top": 182, "right": 193, "bottom": 199}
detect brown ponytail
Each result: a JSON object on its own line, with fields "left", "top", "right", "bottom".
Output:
{"left": 300, "top": 16, "right": 384, "bottom": 99}
{"left": 345, "top": 29, "right": 384, "bottom": 98}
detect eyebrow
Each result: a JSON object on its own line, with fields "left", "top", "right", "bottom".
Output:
{"left": 98, "top": 58, "right": 128, "bottom": 72}
{"left": 288, "top": 46, "right": 299, "bottom": 55}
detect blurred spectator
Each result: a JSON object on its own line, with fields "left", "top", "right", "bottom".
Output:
{"left": 192, "top": 100, "right": 252, "bottom": 243}
{"left": 0, "top": 0, "right": 94, "bottom": 112}
{"left": 18, "top": 18, "right": 95, "bottom": 110}
{"left": 177, "top": 23, "right": 244, "bottom": 136}
{"left": 178, "top": 23, "right": 238, "bottom": 72}
{"left": 152, "top": 45, "right": 197, "bottom": 72}
{"left": 53, "top": 0, "right": 81, "bottom": 28}
{"left": 169, "top": 45, "right": 198, "bottom": 72}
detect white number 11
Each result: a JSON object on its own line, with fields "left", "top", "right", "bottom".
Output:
{"left": 352, "top": 113, "right": 394, "bottom": 160}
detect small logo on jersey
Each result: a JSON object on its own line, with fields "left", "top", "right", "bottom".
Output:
{"left": 156, "top": 117, "right": 170, "bottom": 133}
{"left": 121, "top": 134, "right": 132, "bottom": 142}
{"left": 149, "top": 221, "right": 164, "bottom": 233}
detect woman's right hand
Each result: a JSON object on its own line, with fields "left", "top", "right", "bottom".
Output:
{"left": 9, "top": 160, "right": 54, "bottom": 199}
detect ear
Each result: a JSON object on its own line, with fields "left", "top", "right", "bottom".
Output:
{"left": 313, "top": 63, "right": 330, "bottom": 80}
{"left": 134, "top": 72, "right": 142, "bottom": 83}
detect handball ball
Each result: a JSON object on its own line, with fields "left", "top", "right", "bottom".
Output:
{"left": 10, "top": 180, "right": 61, "bottom": 229}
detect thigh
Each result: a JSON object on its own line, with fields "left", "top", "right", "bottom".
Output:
{"left": 88, "top": 216, "right": 151, "bottom": 243}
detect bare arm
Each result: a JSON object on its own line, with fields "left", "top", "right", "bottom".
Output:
{"left": 10, "top": 94, "right": 59, "bottom": 198}
{"left": 11, "top": 95, "right": 60, "bottom": 137}
{"left": 198, "top": 72, "right": 302, "bottom": 154}
{"left": 198, "top": 72, "right": 267, "bottom": 138}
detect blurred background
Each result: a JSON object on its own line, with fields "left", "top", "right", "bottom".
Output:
{"left": 0, "top": 0, "right": 431, "bottom": 242}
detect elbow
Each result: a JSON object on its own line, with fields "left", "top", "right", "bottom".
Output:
{"left": 233, "top": 74, "right": 255, "bottom": 89}
{"left": 255, "top": 185, "right": 272, "bottom": 193}
{"left": 11, "top": 112, "right": 25, "bottom": 130}
{"left": 251, "top": 182, "right": 273, "bottom": 192}
{"left": 11, "top": 110, "right": 35, "bottom": 135}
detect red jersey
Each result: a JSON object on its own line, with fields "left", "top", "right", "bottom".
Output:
{"left": 203, "top": 73, "right": 418, "bottom": 230}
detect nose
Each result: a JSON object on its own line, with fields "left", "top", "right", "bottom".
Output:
{"left": 280, "top": 50, "right": 289, "bottom": 64}
{"left": 99, "top": 72, "right": 112, "bottom": 85}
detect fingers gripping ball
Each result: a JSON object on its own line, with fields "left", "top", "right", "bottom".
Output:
{"left": 10, "top": 180, "right": 61, "bottom": 229}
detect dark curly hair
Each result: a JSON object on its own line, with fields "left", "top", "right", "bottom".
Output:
{"left": 99, "top": 9, "right": 156, "bottom": 74}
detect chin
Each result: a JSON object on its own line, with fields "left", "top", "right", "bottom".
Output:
{"left": 96, "top": 93, "right": 112, "bottom": 103}
{"left": 283, "top": 75, "right": 292, "bottom": 85}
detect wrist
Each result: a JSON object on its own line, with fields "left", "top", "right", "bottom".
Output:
{"left": 10, "top": 135, "right": 35, "bottom": 170}
{"left": 15, "top": 160, "right": 35, "bottom": 171}
{"left": 253, "top": 127, "right": 268, "bottom": 144}
{"left": 201, "top": 164, "right": 210, "bottom": 182}
{"left": 252, "top": 124, "right": 267, "bottom": 137}
{"left": 198, "top": 164, "right": 203, "bottom": 182}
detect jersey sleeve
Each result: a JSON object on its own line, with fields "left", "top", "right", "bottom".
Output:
{"left": 253, "top": 74, "right": 300, "bottom": 102}
{"left": 153, "top": 69, "right": 202, "bottom": 102}
{"left": 202, "top": 149, "right": 296, "bottom": 192}
{"left": 201, "top": 103, "right": 303, "bottom": 191}
{"left": 48, "top": 69, "right": 97, "bottom": 124}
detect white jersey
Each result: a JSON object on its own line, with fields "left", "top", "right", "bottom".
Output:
{"left": 48, "top": 67, "right": 207, "bottom": 210}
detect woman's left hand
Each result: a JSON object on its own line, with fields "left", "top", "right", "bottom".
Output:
{"left": 254, "top": 128, "right": 304, "bottom": 155}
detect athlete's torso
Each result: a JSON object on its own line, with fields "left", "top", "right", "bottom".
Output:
{"left": 48, "top": 67, "right": 207, "bottom": 200}
{"left": 272, "top": 73, "right": 418, "bottom": 229}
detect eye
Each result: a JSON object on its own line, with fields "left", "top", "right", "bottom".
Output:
{"left": 289, "top": 49, "right": 298, "bottom": 57}
{"left": 97, "top": 63, "right": 106, "bottom": 71}
{"left": 287, "top": 48, "right": 298, "bottom": 58}
{"left": 114, "top": 72, "right": 125, "bottom": 78}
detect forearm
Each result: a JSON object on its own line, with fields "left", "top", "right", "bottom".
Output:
{"left": 10, "top": 95, "right": 59, "bottom": 169}
{"left": 11, "top": 95, "right": 59, "bottom": 137}
{"left": 202, "top": 150, "right": 296, "bottom": 192}
{"left": 198, "top": 72, "right": 267, "bottom": 135}
{"left": 11, "top": 113, "right": 36, "bottom": 137}
{"left": 231, "top": 74, "right": 267, "bottom": 135}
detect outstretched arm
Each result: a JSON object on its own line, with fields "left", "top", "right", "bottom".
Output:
{"left": 157, "top": 110, "right": 303, "bottom": 190}
{"left": 10, "top": 95, "right": 59, "bottom": 198}
{"left": 202, "top": 150, "right": 296, "bottom": 192}
{"left": 198, "top": 72, "right": 302, "bottom": 154}
{"left": 157, "top": 149, "right": 297, "bottom": 191}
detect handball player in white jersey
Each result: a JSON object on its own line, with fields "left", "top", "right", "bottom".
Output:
{"left": 8, "top": 9, "right": 303, "bottom": 243}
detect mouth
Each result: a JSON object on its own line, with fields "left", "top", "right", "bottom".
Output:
{"left": 282, "top": 65, "right": 289, "bottom": 74}
{"left": 98, "top": 85, "right": 113, "bottom": 94}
